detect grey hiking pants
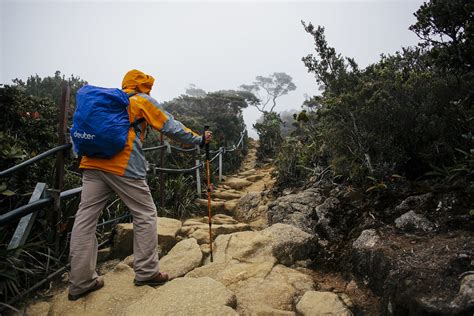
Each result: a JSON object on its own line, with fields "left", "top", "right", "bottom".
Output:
{"left": 69, "top": 169, "right": 159, "bottom": 295}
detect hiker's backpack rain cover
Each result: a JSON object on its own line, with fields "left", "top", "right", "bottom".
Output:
{"left": 71, "top": 85, "right": 131, "bottom": 159}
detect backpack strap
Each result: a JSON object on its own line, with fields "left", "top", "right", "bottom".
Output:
{"left": 126, "top": 91, "right": 146, "bottom": 136}
{"left": 131, "top": 117, "right": 146, "bottom": 132}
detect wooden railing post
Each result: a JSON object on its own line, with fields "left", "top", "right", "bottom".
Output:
{"left": 8, "top": 183, "right": 48, "bottom": 251}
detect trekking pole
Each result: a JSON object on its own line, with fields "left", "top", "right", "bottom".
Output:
{"left": 204, "top": 126, "right": 214, "bottom": 262}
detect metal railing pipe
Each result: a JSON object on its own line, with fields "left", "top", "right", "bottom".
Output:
{"left": 209, "top": 151, "right": 221, "bottom": 163}
{"left": 0, "top": 144, "right": 72, "bottom": 178}
{"left": 60, "top": 187, "right": 83, "bottom": 198}
{"left": 0, "top": 187, "right": 82, "bottom": 226}
{"left": 97, "top": 213, "right": 131, "bottom": 228}
{"left": 154, "top": 164, "right": 203, "bottom": 174}
{"left": 169, "top": 145, "right": 199, "bottom": 153}
{"left": 143, "top": 144, "right": 167, "bottom": 152}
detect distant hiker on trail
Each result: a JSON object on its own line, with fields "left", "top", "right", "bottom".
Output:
{"left": 68, "top": 69, "right": 212, "bottom": 301}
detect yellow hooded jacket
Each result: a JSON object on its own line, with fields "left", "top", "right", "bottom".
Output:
{"left": 80, "top": 69, "right": 202, "bottom": 179}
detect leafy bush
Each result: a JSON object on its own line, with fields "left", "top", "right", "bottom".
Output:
{"left": 156, "top": 175, "right": 200, "bottom": 219}
{"left": 275, "top": 139, "right": 305, "bottom": 186}
{"left": 275, "top": 1, "right": 473, "bottom": 189}
{"left": 1, "top": 72, "right": 86, "bottom": 210}
{"left": 159, "top": 90, "right": 250, "bottom": 172}
{"left": 254, "top": 112, "right": 283, "bottom": 161}
{"left": 0, "top": 72, "right": 87, "bottom": 303}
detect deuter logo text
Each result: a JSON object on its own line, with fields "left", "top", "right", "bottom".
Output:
{"left": 74, "top": 131, "right": 96, "bottom": 140}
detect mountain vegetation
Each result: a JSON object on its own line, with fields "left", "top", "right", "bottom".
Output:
{"left": 270, "top": 0, "right": 473, "bottom": 189}
{"left": 1, "top": 0, "right": 472, "bottom": 312}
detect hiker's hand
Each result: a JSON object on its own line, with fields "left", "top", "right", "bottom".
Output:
{"left": 204, "top": 131, "right": 213, "bottom": 144}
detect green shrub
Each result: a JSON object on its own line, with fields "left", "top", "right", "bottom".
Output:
{"left": 159, "top": 90, "right": 250, "bottom": 174}
{"left": 254, "top": 112, "right": 283, "bottom": 161}
{"left": 156, "top": 174, "right": 200, "bottom": 219}
{"left": 277, "top": 2, "right": 473, "bottom": 188}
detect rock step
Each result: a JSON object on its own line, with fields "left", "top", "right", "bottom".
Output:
{"left": 125, "top": 277, "right": 237, "bottom": 315}
{"left": 181, "top": 222, "right": 251, "bottom": 246}
{"left": 123, "top": 238, "right": 203, "bottom": 280}
{"left": 296, "top": 291, "right": 353, "bottom": 316}
{"left": 246, "top": 174, "right": 265, "bottom": 182}
{"left": 183, "top": 214, "right": 239, "bottom": 225}
{"left": 238, "top": 169, "right": 256, "bottom": 177}
{"left": 111, "top": 217, "right": 182, "bottom": 259}
{"left": 211, "top": 191, "right": 243, "bottom": 201}
{"left": 111, "top": 214, "right": 249, "bottom": 261}
{"left": 194, "top": 198, "right": 239, "bottom": 214}
{"left": 33, "top": 224, "right": 330, "bottom": 316}
{"left": 46, "top": 264, "right": 155, "bottom": 316}
{"left": 221, "top": 177, "right": 252, "bottom": 190}
{"left": 185, "top": 224, "right": 323, "bottom": 314}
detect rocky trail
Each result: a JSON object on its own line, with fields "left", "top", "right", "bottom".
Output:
{"left": 21, "top": 142, "right": 474, "bottom": 316}
{"left": 21, "top": 142, "right": 373, "bottom": 316}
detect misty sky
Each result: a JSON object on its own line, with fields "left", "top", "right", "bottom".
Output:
{"left": 1, "top": 0, "right": 425, "bottom": 137}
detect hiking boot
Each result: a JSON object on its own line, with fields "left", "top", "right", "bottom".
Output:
{"left": 134, "top": 272, "right": 169, "bottom": 286}
{"left": 68, "top": 276, "right": 104, "bottom": 301}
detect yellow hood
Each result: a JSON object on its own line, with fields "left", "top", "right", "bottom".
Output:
{"left": 122, "top": 69, "right": 155, "bottom": 94}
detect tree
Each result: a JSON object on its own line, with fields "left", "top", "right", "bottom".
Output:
{"left": 253, "top": 112, "right": 283, "bottom": 160}
{"left": 185, "top": 84, "right": 206, "bottom": 97}
{"left": 164, "top": 90, "right": 248, "bottom": 144}
{"left": 151, "top": 90, "right": 254, "bottom": 173}
{"left": 409, "top": 0, "right": 473, "bottom": 73}
{"left": 240, "top": 72, "right": 296, "bottom": 113}
{"left": 12, "top": 71, "right": 87, "bottom": 109}
{"left": 301, "top": 21, "right": 359, "bottom": 97}
{"left": 277, "top": 13, "right": 473, "bottom": 187}
{"left": 279, "top": 110, "right": 299, "bottom": 137}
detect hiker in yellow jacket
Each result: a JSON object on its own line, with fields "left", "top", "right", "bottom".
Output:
{"left": 68, "top": 69, "right": 212, "bottom": 300}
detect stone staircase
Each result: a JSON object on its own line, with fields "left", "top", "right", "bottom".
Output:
{"left": 23, "top": 142, "right": 353, "bottom": 316}
{"left": 194, "top": 143, "right": 275, "bottom": 220}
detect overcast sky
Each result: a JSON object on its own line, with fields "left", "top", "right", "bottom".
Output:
{"left": 1, "top": 0, "right": 424, "bottom": 137}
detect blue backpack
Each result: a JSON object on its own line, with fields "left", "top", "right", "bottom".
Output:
{"left": 71, "top": 85, "right": 144, "bottom": 159}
